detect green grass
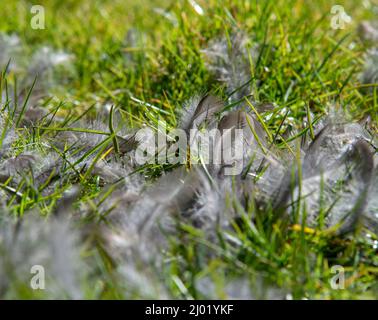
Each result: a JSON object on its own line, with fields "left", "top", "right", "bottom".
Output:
{"left": 0, "top": 0, "right": 377, "bottom": 299}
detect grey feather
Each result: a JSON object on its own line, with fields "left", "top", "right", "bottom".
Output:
{"left": 178, "top": 94, "right": 223, "bottom": 132}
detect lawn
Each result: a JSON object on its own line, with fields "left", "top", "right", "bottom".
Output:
{"left": 0, "top": 0, "right": 377, "bottom": 299}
